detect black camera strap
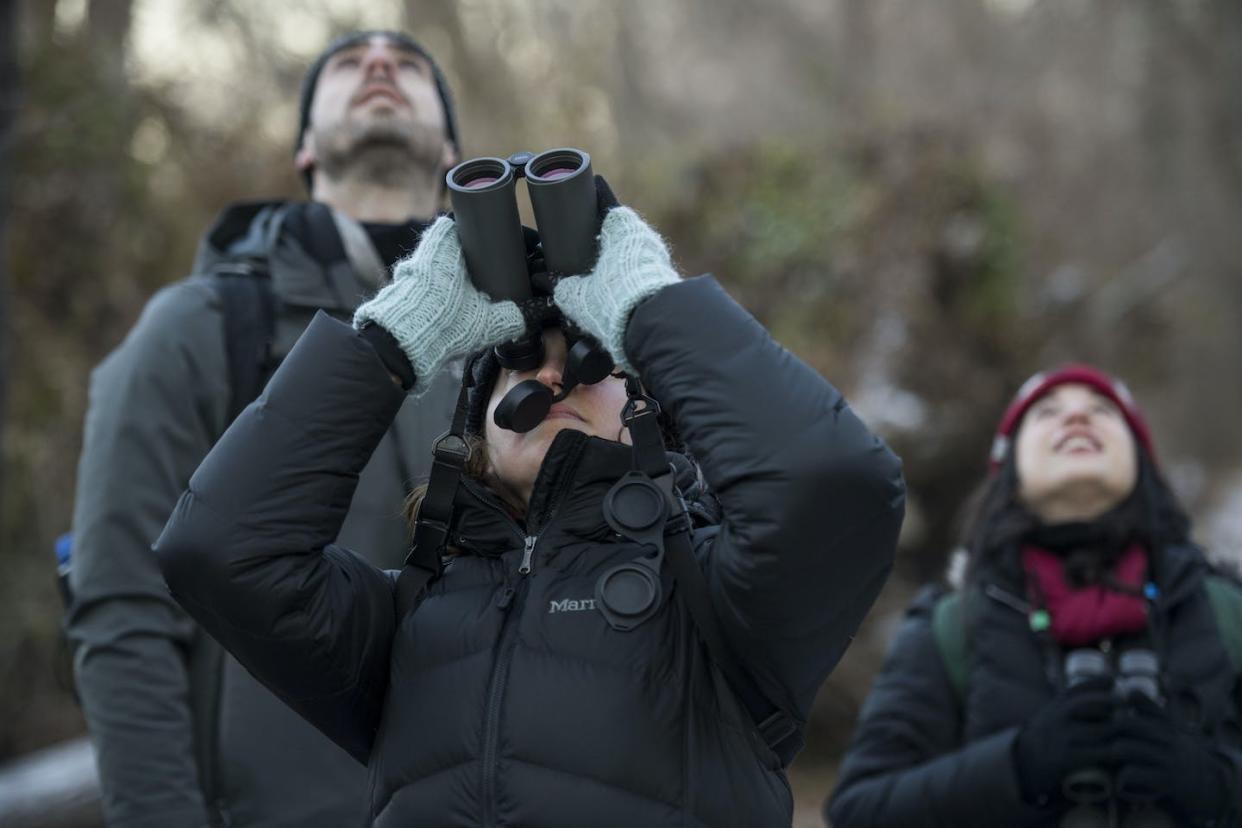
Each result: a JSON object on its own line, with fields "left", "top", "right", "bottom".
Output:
{"left": 601, "top": 380, "right": 804, "bottom": 767}
{"left": 395, "top": 363, "right": 476, "bottom": 620}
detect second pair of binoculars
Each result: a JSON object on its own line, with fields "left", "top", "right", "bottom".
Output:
{"left": 1059, "top": 648, "right": 1172, "bottom": 828}
{"left": 446, "top": 148, "right": 615, "bottom": 432}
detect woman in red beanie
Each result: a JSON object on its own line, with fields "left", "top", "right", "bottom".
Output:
{"left": 828, "top": 365, "right": 1242, "bottom": 828}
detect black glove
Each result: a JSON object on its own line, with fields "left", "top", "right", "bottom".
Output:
{"left": 1012, "top": 678, "right": 1118, "bottom": 806}
{"left": 1112, "top": 692, "right": 1232, "bottom": 824}
{"left": 593, "top": 174, "right": 620, "bottom": 222}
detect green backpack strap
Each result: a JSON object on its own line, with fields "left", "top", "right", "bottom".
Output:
{"left": 1205, "top": 574, "right": 1242, "bottom": 674}
{"left": 932, "top": 591, "right": 969, "bottom": 702}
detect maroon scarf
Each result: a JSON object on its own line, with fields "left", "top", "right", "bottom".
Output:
{"left": 1021, "top": 543, "right": 1149, "bottom": 647}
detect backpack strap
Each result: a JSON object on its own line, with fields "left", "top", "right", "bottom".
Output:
{"left": 1205, "top": 574, "right": 1242, "bottom": 675}
{"left": 663, "top": 525, "right": 804, "bottom": 765}
{"left": 933, "top": 591, "right": 970, "bottom": 702}
{"left": 196, "top": 258, "right": 275, "bottom": 823}
{"left": 210, "top": 258, "right": 277, "bottom": 424}
{"left": 618, "top": 384, "right": 804, "bottom": 766}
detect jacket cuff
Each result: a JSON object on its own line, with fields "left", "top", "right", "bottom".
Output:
{"left": 359, "top": 322, "right": 416, "bottom": 391}
{"left": 962, "top": 727, "right": 1057, "bottom": 820}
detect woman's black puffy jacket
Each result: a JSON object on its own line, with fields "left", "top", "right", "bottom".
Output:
{"left": 828, "top": 546, "right": 1242, "bottom": 827}
{"left": 157, "top": 276, "right": 905, "bottom": 827}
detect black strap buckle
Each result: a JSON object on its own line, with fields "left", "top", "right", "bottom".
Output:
{"left": 431, "top": 432, "right": 471, "bottom": 467}
{"left": 757, "top": 710, "right": 799, "bottom": 748}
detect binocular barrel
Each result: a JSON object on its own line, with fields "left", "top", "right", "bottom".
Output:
{"left": 1114, "top": 650, "right": 1161, "bottom": 704}
{"left": 447, "top": 157, "right": 531, "bottom": 301}
{"left": 1062, "top": 649, "right": 1116, "bottom": 804}
{"left": 1059, "top": 647, "right": 1172, "bottom": 827}
{"left": 446, "top": 148, "right": 598, "bottom": 300}
{"left": 526, "top": 148, "right": 598, "bottom": 276}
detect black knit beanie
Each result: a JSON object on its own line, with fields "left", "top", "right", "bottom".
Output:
{"left": 295, "top": 30, "right": 459, "bottom": 191}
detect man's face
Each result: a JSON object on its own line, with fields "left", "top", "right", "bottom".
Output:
{"left": 297, "top": 35, "right": 455, "bottom": 182}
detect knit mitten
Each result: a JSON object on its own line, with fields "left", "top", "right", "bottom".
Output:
{"left": 552, "top": 206, "right": 680, "bottom": 375}
{"left": 354, "top": 216, "right": 526, "bottom": 394}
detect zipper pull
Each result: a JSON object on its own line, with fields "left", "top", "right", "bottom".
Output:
{"left": 496, "top": 586, "right": 515, "bottom": 610}
{"left": 519, "top": 535, "right": 537, "bottom": 575}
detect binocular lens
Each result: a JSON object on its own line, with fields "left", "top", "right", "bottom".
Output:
{"left": 526, "top": 149, "right": 589, "bottom": 183}
{"left": 448, "top": 158, "right": 513, "bottom": 192}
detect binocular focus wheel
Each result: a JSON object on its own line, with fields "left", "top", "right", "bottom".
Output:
{"left": 493, "top": 380, "right": 553, "bottom": 433}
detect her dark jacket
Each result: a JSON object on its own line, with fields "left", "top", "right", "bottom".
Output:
{"left": 828, "top": 545, "right": 1242, "bottom": 828}
{"left": 155, "top": 275, "right": 905, "bottom": 827}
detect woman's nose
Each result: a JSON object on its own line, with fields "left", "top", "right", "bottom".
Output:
{"left": 535, "top": 358, "right": 564, "bottom": 392}
{"left": 1062, "top": 404, "right": 1092, "bottom": 425}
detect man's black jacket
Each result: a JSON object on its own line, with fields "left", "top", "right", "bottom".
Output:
{"left": 156, "top": 275, "right": 906, "bottom": 827}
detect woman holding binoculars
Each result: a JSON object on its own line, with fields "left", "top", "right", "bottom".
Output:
{"left": 828, "top": 366, "right": 1242, "bottom": 827}
{"left": 154, "top": 150, "right": 905, "bottom": 828}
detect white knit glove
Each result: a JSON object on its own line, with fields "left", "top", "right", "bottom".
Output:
{"left": 354, "top": 216, "right": 526, "bottom": 394}
{"left": 552, "top": 206, "right": 680, "bottom": 375}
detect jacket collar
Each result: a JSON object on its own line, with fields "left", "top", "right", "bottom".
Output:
{"left": 191, "top": 200, "right": 430, "bottom": 315}
{"left": 449, "top": 430, "right": 703, "bottom": 558}
{"left": 981, "top": 541, "right": 1210, "bottom": 616}
{"left": 1150, "top": 542, "right": 1210, "bottom": 607}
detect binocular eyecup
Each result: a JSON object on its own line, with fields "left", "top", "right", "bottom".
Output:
{"left": 493, "top": 340, "right": 618, "bottom": 434}
{"left": 448, "top": 148, "right": 616, "bottom": 433}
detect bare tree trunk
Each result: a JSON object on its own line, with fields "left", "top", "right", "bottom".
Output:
{"left": 87, "top": 0, "right": 132, "bottom": 88}
{"left": 0, "top": 0, "right": 21, "bottom": 508}
{"left": 836, "top": 0, "right": 877, "bottom": 124}
{"left": 403, "top": 0, "right": 523, "bottom": 154}
{"left": 20, "top": 0, "right": 56, "bottom": 49}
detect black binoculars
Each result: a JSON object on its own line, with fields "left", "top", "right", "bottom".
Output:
{"left": 1060, "top": 648, "right": 1171, "bottom": 828}
{"left": 446, "top": 148, "right": 615, "bottom": 433}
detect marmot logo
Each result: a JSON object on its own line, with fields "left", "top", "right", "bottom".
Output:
{"left": 549, "top": 598, "right": 596, "bottom": 614}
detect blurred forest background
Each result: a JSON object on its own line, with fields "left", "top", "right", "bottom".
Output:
{"left": 2, "top": 0, "right": 1242, "bottom": 824}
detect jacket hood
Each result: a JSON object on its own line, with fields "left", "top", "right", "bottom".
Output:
{"left": 191, "top": 200, "right": 394, "bottom": 316}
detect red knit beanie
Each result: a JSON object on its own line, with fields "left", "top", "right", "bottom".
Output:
{"left": 989, "top": 364, "right": 1156, "bottom": 473}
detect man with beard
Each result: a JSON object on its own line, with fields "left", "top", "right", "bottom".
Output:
{"left": 66, "top": 31, "right": 462, "bottom": 828}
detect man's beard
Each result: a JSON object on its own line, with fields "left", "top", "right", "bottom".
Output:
{"left": 313, "top": 115, "right": 446, "bottom": 186}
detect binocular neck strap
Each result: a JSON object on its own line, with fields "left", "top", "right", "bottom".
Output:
{"left": 617, "top": 381, "right": 805, "bottom": 767}
{"left": 396, "top": 363, "right": 476, "bottom": 619}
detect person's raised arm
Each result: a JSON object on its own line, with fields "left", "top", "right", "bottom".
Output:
{"left": 156, "top": 217, "right": 527, "bottom": 760}
{"left": 553, "top": 185, "right": 905, "bottom": 728}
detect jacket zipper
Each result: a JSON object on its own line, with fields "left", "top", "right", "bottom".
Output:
{"left": 481, "top": 533, "right": 538, "bottom": 828}
{"left": 474, "top": 438, "right": 582, "bottom": 825}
